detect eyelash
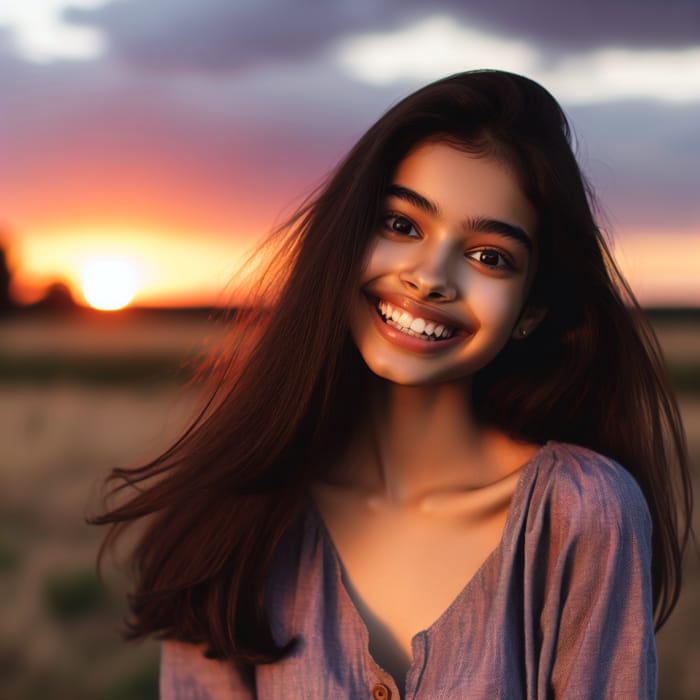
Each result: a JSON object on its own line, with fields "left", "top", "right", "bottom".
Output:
{"left": 381, "top": 213, "right": 515, "bottom": 271}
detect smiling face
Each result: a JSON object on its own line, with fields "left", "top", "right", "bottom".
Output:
{"left": 350, "top": 140, "right": 543, "bottom": 386}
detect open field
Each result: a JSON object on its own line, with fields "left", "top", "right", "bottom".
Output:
{"left": 0, "top": 312, "right": 698, "bottom": 699}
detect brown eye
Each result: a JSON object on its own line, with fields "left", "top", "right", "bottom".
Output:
{"left": 466, "top": 249, "right": 513, "bottom": 270}
{"left": 479, "top": 251, "right": 500, "bottom": 266}
{"left": 384, "top": 215, "right": 419, "bottom": 238}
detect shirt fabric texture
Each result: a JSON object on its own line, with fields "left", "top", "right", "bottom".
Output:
{"left": 160, "top": 441, "right": 657, "bottom": 699}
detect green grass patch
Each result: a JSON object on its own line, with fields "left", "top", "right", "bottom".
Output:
{"left": 0, "top": 353, "right": 197, "bottom": 385}
{"left": 668, "top": 363, "right": 700, "bottom": 395}
{"left": 100, "top": 659, "right": 159, "bottom": 700}
{"left": 44, "top": 569, "right": 108, "bottom": 619}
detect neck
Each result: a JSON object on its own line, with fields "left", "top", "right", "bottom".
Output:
{"left": 329, "top": 377, "right": 524, "bottom": 506}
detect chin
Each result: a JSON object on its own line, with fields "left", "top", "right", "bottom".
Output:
{"left": 359, "top": 354, "right": 474, "bottom": 387}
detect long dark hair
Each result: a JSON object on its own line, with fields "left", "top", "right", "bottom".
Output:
{"left": 91, "top": 70, "right": 692, "bottom": 664}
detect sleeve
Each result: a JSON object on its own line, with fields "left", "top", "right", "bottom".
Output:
{"left": 160, "top": 640, "right": 257, "bottom": 700}
{"left": 535, "top": 459, "right": 657, "bottom": 699}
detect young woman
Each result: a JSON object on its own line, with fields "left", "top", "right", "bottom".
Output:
{"left": 94, "top": 70, "right": 692, "bottom": 698}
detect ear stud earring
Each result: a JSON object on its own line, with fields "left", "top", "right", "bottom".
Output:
{"left": 519, "top": 328, "right": 528, "bottom": 337}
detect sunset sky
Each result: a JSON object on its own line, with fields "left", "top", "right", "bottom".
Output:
{"left": 1, "top": 0, "right": 698, "bottom": 308}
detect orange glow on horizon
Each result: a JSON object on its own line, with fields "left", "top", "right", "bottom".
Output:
{"left": 4, "top": 222, "right": 699, "bottom": 309}
{"left": 8, "top": 224, "right": 260, "bottom": 308}
{"left": 611, "top": 232, "right": 700, "bottom": 307}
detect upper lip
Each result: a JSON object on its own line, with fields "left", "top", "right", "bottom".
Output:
{"left": 367, "top": 291, "right": 472, "bottom": 333}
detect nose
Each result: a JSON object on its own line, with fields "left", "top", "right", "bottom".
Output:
{"left": 398, "top": 244, "right": 458, "bottom": 301}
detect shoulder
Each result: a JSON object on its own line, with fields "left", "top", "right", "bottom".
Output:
{"left": 532, "top": 441, "right": 651, "bottom": 540}
{"left": 160, "top": 640, "right": 255, "bottom": 699}
{"left": 520, "top": 442, "right": 654, "bottom": 607}
{"left": 525, "top": 445, "right": 657, "bottom": 697}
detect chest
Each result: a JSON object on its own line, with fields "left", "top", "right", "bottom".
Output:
{"left": 311, "top": 489, "right": 513, "bottom": 682}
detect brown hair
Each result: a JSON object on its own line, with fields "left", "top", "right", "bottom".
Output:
{"left": 91, "top": 70, "right": 692, "bottom": 664}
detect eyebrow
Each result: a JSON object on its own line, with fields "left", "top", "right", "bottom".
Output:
{"left": 386, "top": 184, "right": 533, "bottom": 253}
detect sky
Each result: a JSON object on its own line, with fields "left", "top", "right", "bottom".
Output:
{"left": 1, "top": 0, "right": 699, "bottom": 308}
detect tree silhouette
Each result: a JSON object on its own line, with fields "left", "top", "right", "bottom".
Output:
{"left": 35, "top": 282, "right": 77, "bottom": 311}
{"left": 0, "top": 245, "right": 13, "bottom": 312}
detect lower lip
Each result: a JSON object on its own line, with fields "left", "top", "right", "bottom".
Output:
{"left": 368, "top": 298, "right": 467, "bottom": 354}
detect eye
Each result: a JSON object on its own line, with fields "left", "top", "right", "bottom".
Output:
{"left": 383, "top": 214, "right": 420, "bottom": 239}
{"left": 465, "top": 248, "right": 514, "bottom": 270}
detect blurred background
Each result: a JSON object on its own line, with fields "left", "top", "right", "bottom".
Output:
{"left": 0, "top": 1, "right": 698, "bottom": 698}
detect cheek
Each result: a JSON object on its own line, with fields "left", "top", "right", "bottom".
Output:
{"left": 468, "top": 278, "right": 527, "bottom": 330}
{"left": 360, "top": 237, "right": 412, "bottom": 281}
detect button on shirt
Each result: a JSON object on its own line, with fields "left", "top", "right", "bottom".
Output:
{"left": 372, "top": 683, "right": 390, "bottom": 700}
{"left": 160, "top": 442, "right": 657, "bottom": 699}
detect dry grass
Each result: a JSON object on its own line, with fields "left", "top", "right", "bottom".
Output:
{"left": 0, "top": 383, "right": 201, "bottom": 699}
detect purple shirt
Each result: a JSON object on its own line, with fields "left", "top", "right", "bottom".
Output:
{"left": 160, "top": 441, "right": 656, "bottom": 699}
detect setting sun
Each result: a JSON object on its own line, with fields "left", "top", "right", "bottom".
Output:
{"left": 81, "top": 257, "right": 138, "bottom": 310}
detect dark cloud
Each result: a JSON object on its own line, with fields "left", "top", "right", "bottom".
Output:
{"left": 67, "top": 0, "right": 700, "bottom": 74}
{"left": 437, "top": 0, "right": 700, "bottom": 51}
{"left": 66, "top": 0, "right": 384, "bottom": 72}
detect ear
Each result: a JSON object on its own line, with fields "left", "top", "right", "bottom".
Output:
{"left": 512, "top": 305, "right": 547, "bottom": 340}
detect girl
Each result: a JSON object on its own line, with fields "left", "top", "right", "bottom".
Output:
{"left": 94, "top": 70, "right": 692, "bottom": 698}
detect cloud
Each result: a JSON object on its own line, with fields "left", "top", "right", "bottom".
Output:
{"left": 335, "top": 15, "right": 700, "bottom": 104}
{"left": 5, "top": 3, "right": 696, "bottom": 105}
{"left": 336, "top": 17, "right": 539, "bottom": 85}
{"left": 62, "top": 0, "right": 700, "bottom": 74}
{"left": 432, "top": 0, "right": 700, "bottom": 50}
{"left": 66, "top": 0, "right": 382, "bottom": 72}
{"left": 0, "top": 0, "right": 110, "bottom": 63}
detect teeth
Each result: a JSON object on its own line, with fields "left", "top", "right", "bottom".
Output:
{"left": 376, "top": 300, "right": 455, "bottom": 340}
{"left": 410, "top": 318, "right": 426, "bottom": 333}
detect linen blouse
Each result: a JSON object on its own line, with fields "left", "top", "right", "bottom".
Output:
{"left": 160, "top": 441, "right": 656, "bottom": 699}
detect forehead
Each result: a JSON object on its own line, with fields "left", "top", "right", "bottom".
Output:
{"left": 392, "top": 141, "right": 537, "bottom": 237}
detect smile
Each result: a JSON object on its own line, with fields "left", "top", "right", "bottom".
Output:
{"left": 376, "top": 299, "right": 456, "bottom": 341}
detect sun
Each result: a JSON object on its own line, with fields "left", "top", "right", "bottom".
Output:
{"left": 81, "top": 257, "right": 138, "bottom": 311}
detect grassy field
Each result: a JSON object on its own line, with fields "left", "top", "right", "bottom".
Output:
{"left": 0, "top": 312, "right": 698, "bottom": 699}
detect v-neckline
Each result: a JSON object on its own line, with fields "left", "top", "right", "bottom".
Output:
{"left": 307, "top": 441, "right": 551, "bottom": 673}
